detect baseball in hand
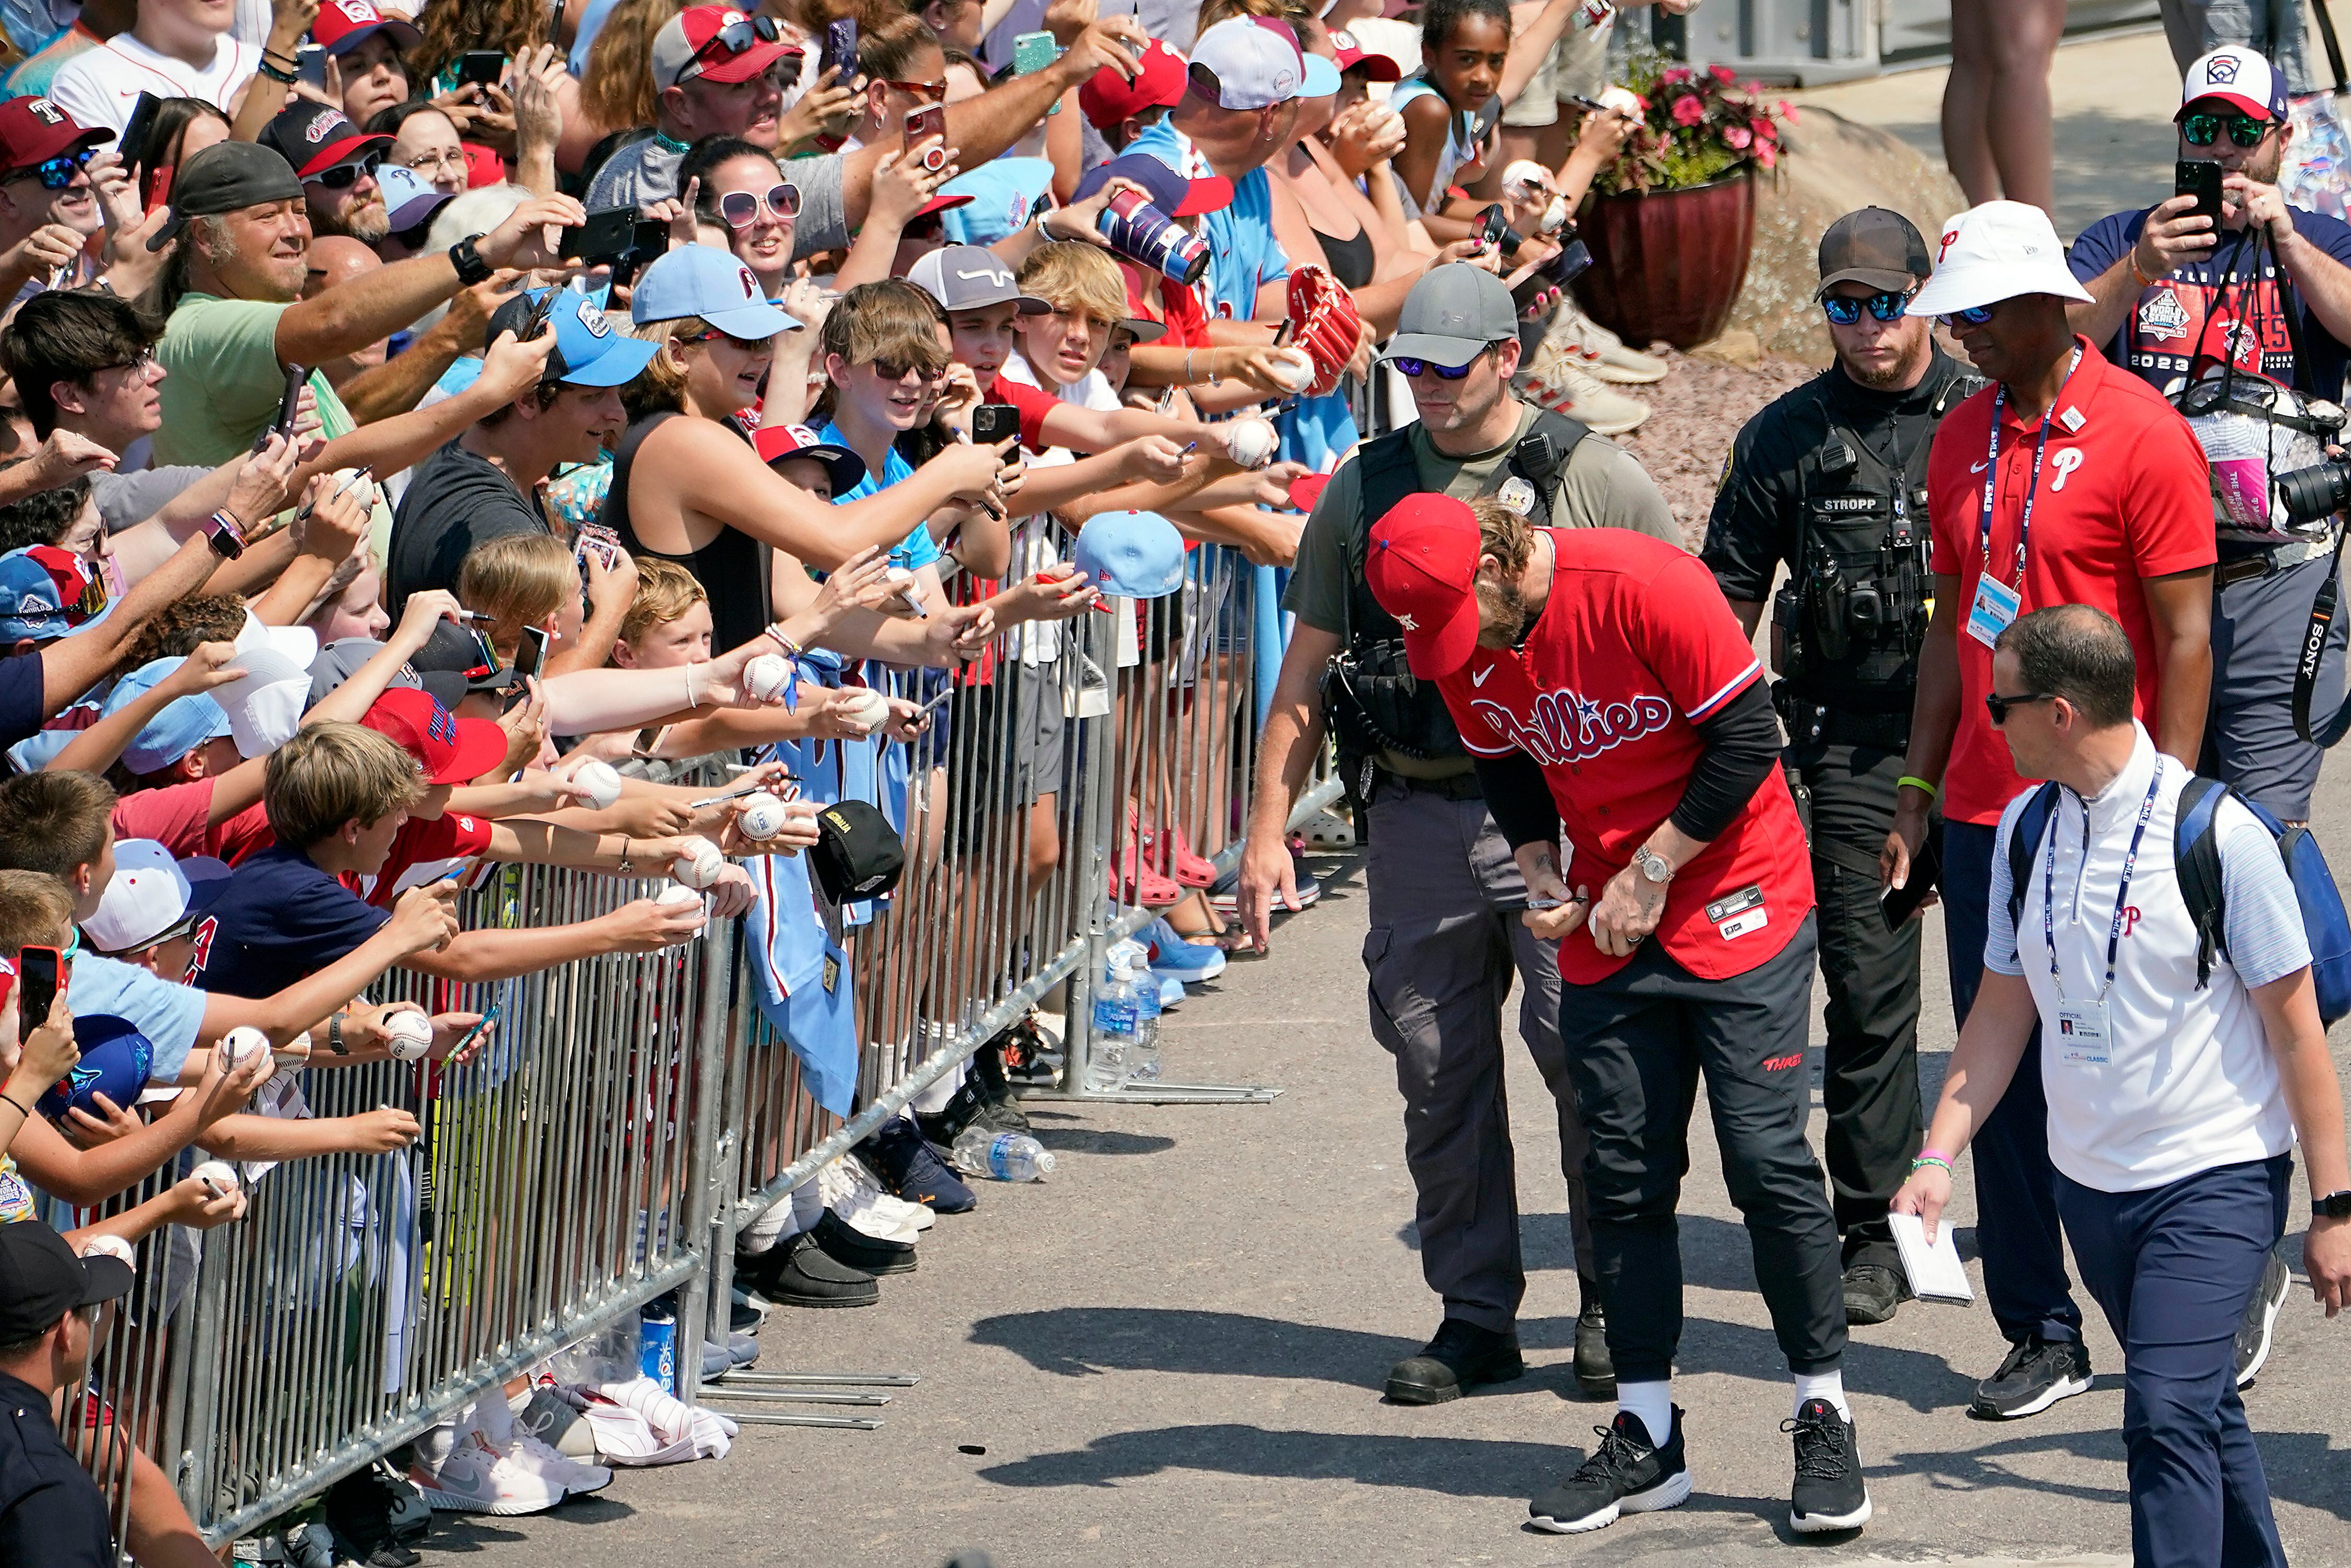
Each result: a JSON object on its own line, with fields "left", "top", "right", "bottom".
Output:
{"left": 384, "top": 1011, "right": 435, "bottom": 1063}
{"left": 836, "top": 686, "right": 890, "bottom": 730}
{"left": 1266, "top": 348, "right": 1315, "bottom": 393}
{"left": 737, "top": 791, "right": 788, "bottom": 840}
{"left": 1225, "top": 419, "right": 1278, "bottom": 471}
{"left": 670, "top": 836, "right": 727, "bottom": 890}
{"left": 217, "top": 1026, "right": 268, "bottom": 1072}
{"left": 571, "top": 758, "right": 624, "bottom": 810}
{"left": 744, "top": 653, "right": 792, "bottom": 704}
{"left": 191, "top": 1160, "right": 241, "bottom": 1195}
{"left": 277, "top": 1029, "right": 311, "bottom": 1069}
{"left": 79, "top": 1234, "right": 135, "bottom": 1266}
{"left": 655, "top": 883, "right": 708, "bottom": 916}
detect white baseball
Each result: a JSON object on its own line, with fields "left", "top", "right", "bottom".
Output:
{"left": 384, "top": 1011, "right": 435, "bottom": 1063}
{"left": 190, "top": 1160, "right": 241, "bottom": 1195}
{"left": 1502, "top": 159, "right": 1551, "bottom": 196}
{"left": 655, "top": 884, "right": 708, "bottom": 916}
{"left": 670, "top": 836, "right": 726, "bottom": 890}
{"left": 79, "top": 1234, "right": 135, "bottom": 1266}
{"left": 276, "top": 1029, "right": 311, "bottom": 1069}
{"left": 217, "top": 1026, "right": 268, "bottom": 1071}
{"left": 744, "top": 653, "right": 792, "bottom": 704}
{"left": 571, "top": 758, "right": 623, "bottom": 810}
{"left": 737, "top": 791, "right": 788, "bottom": 840}
{"left": 1224, "top": 419, "right": 1278, "bottom": 471}
{"left": 1266, "top": 348, "right": 1315, "bottom": 393}
{"left": 836, "top": 686, "right": 890, "bottom": 730}
{"left": 1600, "top": 86, "right": 1642, "bottom": 116}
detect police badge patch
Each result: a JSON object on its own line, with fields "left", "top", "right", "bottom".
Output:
{"left": 1496, "top": 475, "right": 1537, "bottom": 516}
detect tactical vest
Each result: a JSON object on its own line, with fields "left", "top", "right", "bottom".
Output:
{"left": 1321, "top": 410, "right": 1589, "bottom": 792}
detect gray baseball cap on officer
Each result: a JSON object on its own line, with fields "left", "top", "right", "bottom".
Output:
{"left": 1378, "top": 263, "right": 1518, "bottom": 367}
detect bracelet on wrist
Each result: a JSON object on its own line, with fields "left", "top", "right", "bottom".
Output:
{"left": 257, "top": 58, "right": 299, "bottom": 84}
{"left": 1897, "top": 775, "right": 1939, "bottom": 800}
{"left": 2130, "top": 253, "right": 2158, "bottom": 287}
{"left": 0, "top": 1092, "right": 29, "bottom": 1118}
{"left": 1911, "top": 1154, "right": 1952, "bottom": 1174}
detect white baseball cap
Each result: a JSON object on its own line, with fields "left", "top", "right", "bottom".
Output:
{"left": 216, "top": 648, "right": 313, "bottom": 759}
{"left": 1905, "top": 201, "right": 2092, "bottom": 319}
{"left": 2179, "top": 46, "right": 2288, "bottom": 121}
{"left": 235, "top": 609, "right": 318, "bottom": 672}
{"left": 1187, "top": 17, "right": 1344, "bottom": 111}
{"left": 85, "top": 840, "right": 230, "bottom": 955}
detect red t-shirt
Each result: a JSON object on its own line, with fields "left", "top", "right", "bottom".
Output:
{"left": 1925, "top": 339, "right": 2216, "bottom": 825}
{"left": 110, "top": 779, "right": 276, "bottom": 865}
{"left": 1439, "top": 530, "right": 1812, "bottom": 983}
{"left": 1120, "top": 263, "right": 1210, "bottom": 349}
{"left": 344, "top": 810, "right": 495, "bottom": 908}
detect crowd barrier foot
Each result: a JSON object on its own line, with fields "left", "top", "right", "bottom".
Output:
{"left": 714, "top": 1371, "right": 920, "bottom": 1387}
{"left": 721, "top": 1412, "right": 886, "bottom": 1431}
{"left": 704, "top": 1389, "right": 893, "bottom": 1407}
{"left": 1024, "top": 1080, "right": 1283, "bottom": 1104}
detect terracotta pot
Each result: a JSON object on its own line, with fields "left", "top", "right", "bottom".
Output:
{"left": 1572, "top": 168, "right": 1758, "bottom": 350}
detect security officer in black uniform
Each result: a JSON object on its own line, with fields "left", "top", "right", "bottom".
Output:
{"left": 1702, "top": 208, "right": 1983, "bottom": 1327}
{"left": 1240, "top": 264, "right": 1683, "bottom": 1407}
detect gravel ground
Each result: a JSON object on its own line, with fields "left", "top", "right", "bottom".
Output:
{"left": 1614, "top": 345, "right": 1818, "bottom": 548}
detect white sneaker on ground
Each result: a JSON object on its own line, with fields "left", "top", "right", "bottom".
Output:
{"left": 505, "top": 1428, "right": 614, "bottom": 1495}
{"left": 1548, "top": 303, "right": 1671, "bottom": 382}
{"left": 408, "top": 1437, "right": 566, "bottom": 1516}
{"left": 1517, "top": 344, "right": 1652, "bottom": 435}
{"left": 825, "top": 1155, "right": 932, "bottom": 1239}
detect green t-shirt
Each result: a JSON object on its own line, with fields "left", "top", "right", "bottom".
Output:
{"left": 154, "top": 292, "right": 361, "bottom": 466}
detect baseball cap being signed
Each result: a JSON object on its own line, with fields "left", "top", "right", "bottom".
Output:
{"left": 1080, "top": 38, "right": 1188, "bottom": 128}
{"left": 2179, "top": 46, "right": 2288, "bottom": 122}
{"left": 1365, "top": 493, "right": 1483, "bottom": 679}
{"left": 362, "top": 686, "right": 510, "bottom": 785}
{"left": 1815, "top": 206, "right": 1929, "bottom": 299}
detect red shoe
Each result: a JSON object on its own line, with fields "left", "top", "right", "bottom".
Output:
{"left": 1141, "top": 825, "right": 1218, "bottom": 888}
{"left": 1113, "top": 836, "right": 1183, "bottom": 906}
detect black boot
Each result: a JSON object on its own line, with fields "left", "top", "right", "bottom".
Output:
{"left": 1574, "top": 1279, "right": 1614, "bottom": 1399}
{"left": 969, "top": 1036, "right": 1031, "bottom": 1130}
{"left": 1385, "top": 1320, "right": 1525, "bottom": 1405}
{"left": 740, "top": 1230, "right": 879, "bottom": 1308}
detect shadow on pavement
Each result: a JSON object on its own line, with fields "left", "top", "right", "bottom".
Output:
{"left": 1024, "top": 1127, "right": 1178, "bottom": 1156}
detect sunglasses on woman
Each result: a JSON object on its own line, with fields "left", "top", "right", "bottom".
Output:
{"left": 1822, "top": 290, "right": 1910, "bottom": 325}
{"left": 886, "top": 78, "right": 948, "bottom": 102}
{"left": 4, "top": 146, "right": 93, "bottom": 190}
{"left": 313, "top": 153, "right": 383, "bottom": 191}
{"left": 717, "top": 182, "right": 801, "bottom": 228}
{"left": 2180, "top": 111, "right": 2271, "bottom": 149}
{"left": 1391, "top": 348, "right": 1490, "bottom": 379}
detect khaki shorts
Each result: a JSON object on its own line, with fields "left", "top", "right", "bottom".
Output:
{"left": 1500, "top": 19, "right": 1612, "bottom": 128}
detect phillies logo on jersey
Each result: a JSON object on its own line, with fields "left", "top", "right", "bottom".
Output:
{"left": 1470, "top": 686, "right": 1674, "bottom": 765}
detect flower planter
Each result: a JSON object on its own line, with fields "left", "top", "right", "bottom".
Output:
{"left": 1571, "top": 168, "right": 1758, "bottom": 350}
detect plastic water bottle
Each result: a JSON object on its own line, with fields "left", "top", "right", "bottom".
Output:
{"left": 1127, "top": 958, "right": 1163, "bottom": 1084}
{"left": 1086, "top": 960, "right": 1139, "bottom": 1092}
{"left": 950, "top": 1124, "right": 1058, "bottom": 1181}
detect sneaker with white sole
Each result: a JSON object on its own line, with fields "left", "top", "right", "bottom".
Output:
{"left": 1145, "top": 917, "right": 1227, "bottom": 985}
{"left": 1515, "top": 345, "right": 1652, "bottom": 435}
{"left": 408, "top": 1438, "right": 565, "bottom": 1516}
{"left": 505, "top": 1428, "right": 614, "bottom": 1496}
{"left": 1548, "top": 303, "right": 1670, "bottom": 383}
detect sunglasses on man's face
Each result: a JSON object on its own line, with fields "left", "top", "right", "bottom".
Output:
{"left": 1937, "top": 303, "right": 1998, "bottom": 329}
{"left": 717, "top": 182, "right": 801, "bottom": 228}
{"left": 1393, "top": 348, "right": 1490, "bottom": 379}
{"left": 2181, "top": 111, "right": 2272, "bottom": 149}
{"left": 1984, "top": 689, "right": 2055, "bottom": 725}
{"left": 1822, "top": 290, "right": 1910, "bottom": 325}
{"left": 5, "top": 146, "right": 93, "bottom": 190}
{"left": 312, "top": 154, "right": 383, "bottom": 191}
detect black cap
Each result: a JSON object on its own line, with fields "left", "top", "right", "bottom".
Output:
{"left": 1816, "top": 207, "right": 1931, "bottom": 299}
{"left": 408, "top": 618, "right": 517, "bottom": 699}
{"left": 148, "top": 140, "right": 307, "bottom": 250}
{"left": 0, "top": 1221, "right": 133, "bottom": 1343}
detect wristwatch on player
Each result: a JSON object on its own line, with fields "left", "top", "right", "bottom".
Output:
{"left": 201, "top": 510, "right": 245, "bottom": 560}
{"left": 1632, "top": 844, "right": 1674, "bottom": 886}
{"left": 2315, "top": 1189, "right": 2351, "bottom": 1221}
{"left": 449, "top": 232, "right": 492, "bottom": 287}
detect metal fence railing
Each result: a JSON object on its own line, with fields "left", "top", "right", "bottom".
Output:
{"left": 56, "top": 533, "right": 1351, "bottom": 1550}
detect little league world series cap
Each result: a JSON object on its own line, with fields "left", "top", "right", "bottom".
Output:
{"left": 755, "top": 423, "right": 868, "bottom": 494}
{"left": 0, "top": 1222, "right": 133, "bottom": 1344}
{"left": 310, "top": 0, "right": 422, "bottom": 53}
{"left": 0, "top": 544, "right": 108, "bottom": 643}
{"left": 1365, "top": 492, "right": 1483, "bottom": 678}
{"left": 2180, "top": 45, "right": 2288, "bottom": 121}
{"left": 487, "top": 287, "right": 661, "bottom": 387}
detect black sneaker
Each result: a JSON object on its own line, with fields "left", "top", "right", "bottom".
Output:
{"left": 1384, "top": 1319, "right": 1525, "bottom": 1405}
{"left": 858, "top": 1114, "right": 978, "bottom": 1213}
{"left": 915, "top": 1071, "right": 998, "bottom": 1149}
{"left": 1971, "top": 1336, "right": 2092, "bottom": 1418}
{"left": 1573, "top": 1300, "right": 1615, "bottom": 1399}
{"left": 2236, "top": 1246, "right": 2291, "bottom": 1388}
{"left": 741, "top": 1230, "right": 880, "bottom": 1308}
{"left": 999, "top": 1014, "right": 1062, "bottom": 1088}
{"left": 1528, "top": 1407, "right": 1692, "bottom": 1533}
{"left": 969, "top": 1036, "right": 1032, "bottom": 1131}
{"left": 813, "top": 1209, "right": 916, "bottom": 1276}
{"left": 1784, "top": 1398, "right": 1872, "bottom": 1532}
{"left": 1842, "top": 1262, "right": 1912, "bottom": 1327}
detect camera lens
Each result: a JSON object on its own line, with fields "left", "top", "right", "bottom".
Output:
{"left": 2276, "top": 458, "right": 2351, "bottom": 528}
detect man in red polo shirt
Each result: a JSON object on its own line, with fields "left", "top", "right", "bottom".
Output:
{"left": 1367, "top": 492, "right": 1864, "bottom": 1541}
{"left": 1882, "top": 199, "right": 2216, "bottom": 1425}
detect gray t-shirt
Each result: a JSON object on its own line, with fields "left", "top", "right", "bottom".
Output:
{"left": 92, "top": 465, "right": 209, "bottom": 532}
{"left": 586, "top": 133, "right": 680, "bottom": 211}
{"left": 787, "top": 150, "right": 850, "bottom": 260}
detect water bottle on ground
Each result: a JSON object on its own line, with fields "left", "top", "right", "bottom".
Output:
{"left": 1127, "top": 957, "right": 1163, "bottom": 1084}
{"left": 951, "top": 1124, "right": 1058, "bottom": 1181}
{"left": 1086, "top": 958, "right": 1139, "bottom": 1092}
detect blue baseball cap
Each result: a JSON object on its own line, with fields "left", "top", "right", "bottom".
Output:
{"left": 487, "top": 287, "right": 661, "bottom": 388}
{"left": 35, "top": 1015, "right": 155, "bottom": 1121}
{"left": 1073, "top": 510, "right": 1186, "bottom": 599}
{"left": 939, "top": 157, "right": 1056, "bottom": 248}
{"left": 0, "top": 545, "right": 110, "bottom": 645}
{"left": 630, "top": 243, "right": 796, "bottom": 338}
{"left": 102, "top": 657, "right": 234, "bottom": 776}
{"left": 1073, "top": 154, "right": 1232, "bottom": 217}
{"left": 376, "top": 162, "right": 454, "bottom": 233}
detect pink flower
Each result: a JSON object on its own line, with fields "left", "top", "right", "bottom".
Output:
{"left": 1671, "top": 93, "right": 1705, "bottom": 126}
{"left": 1755, "top": 117, "right": 1778, "bottom": 142}
{"left": 1755, "top": 142, "right": 1778, "bottom": 168}
{"left": 1743, "top": 80, "right": 1763, "bottom": 95}
{"left": 1660, "top": 66, "right": 1692, "bottom": 84}
{"left": 1709, "top": 63, "right": 1737, "bottom": 82}
{"left": 1723, "top": 124, "right": 1752, "bottom": 149}
{"left": 1777, "top": 100, "right": 1800, "bottom": 122}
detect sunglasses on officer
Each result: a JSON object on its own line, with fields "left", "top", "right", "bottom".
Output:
{"left": 1984, "top": 689, "right": 2055, "bottom": 725}
{"left": 1392, "top": 345, "right": 1495, "bottom": 380}
{"left": 1822, "top": 290, "right": 1912, "bottom": 326}
{"left": 2181, "top": 111, "right": 2272, "bottom": 149}
{"left": 2, "top": 145, "right": 93, "bottom": 190}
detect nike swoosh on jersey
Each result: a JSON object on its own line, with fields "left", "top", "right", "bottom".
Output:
{"left": 1472, "top": 665, "right": 1494, "bottom": 687}
{"left": 1970, "top": 459, "right": 1991, "bottom": 472}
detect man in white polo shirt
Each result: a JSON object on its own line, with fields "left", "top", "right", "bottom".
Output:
{"left": 1896, "top": 603, "right": 2351, "bottom": 1568}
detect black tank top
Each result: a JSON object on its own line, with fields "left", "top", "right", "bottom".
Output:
{"left": 1313, "top": 223, "right": 1375, "bottom": 291}
{"left": 603, "top": 410, "right": 770, "bottom": 653}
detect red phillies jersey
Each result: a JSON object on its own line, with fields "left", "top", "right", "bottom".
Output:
{"left": 1437, "top": 529, "right": 1813, "bottom": 983}
{"left": 344, "top": 810, "right": 495, "bottom": 908}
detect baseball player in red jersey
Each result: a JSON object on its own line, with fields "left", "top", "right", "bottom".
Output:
{"left": 1366, "top": 492, "right": 1867, "bottom": 1539}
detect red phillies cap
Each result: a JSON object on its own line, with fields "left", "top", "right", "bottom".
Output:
{"left": 462, "top": 142, "right": 504, "bottom": 188}
{"left": 310, "top": 0, "right": 422, "bottom": 53}
{"left": 361, "top": 687, "right": 509, "bottom": 785}
{"left": 1365, "top": 493, "right": 1483, "bottom": 678}
{"left": 0, "top": 97, "right": 105, "bottom": 174}
{"left": 1080, "top": 39, "right": 1188, "bottom": 130}
{"left": 1330, "top": 30, "right": 1402, "bottom": 81}
{"left": 651, "top": 5, "right": 799, "bottom": 89}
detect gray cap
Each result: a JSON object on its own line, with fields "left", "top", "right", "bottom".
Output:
{"left": 1816, "top": 207, "right": 1930, "bottom": 299}
{"left": 307, "top": 636, "right": 445, "bottom": 713}
{"left": 1379, "top": 264, "right": 1517, "bottom": 367}
{"left": 907, "top": 245, "right": 1049, "bottom": 316}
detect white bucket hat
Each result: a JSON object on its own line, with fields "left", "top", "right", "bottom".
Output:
{"left": 1906, "top": 201, "right": 2093, "bottom": 319}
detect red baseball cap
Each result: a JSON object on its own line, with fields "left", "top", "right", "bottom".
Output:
{"left": 462, "top": 142, "right": 504, "bottom": 188}
{"left": 0, "top": 97, "right": 106, "bottom": 175}
{"left": 1080, "top": 39, "right": 1188, "bottom": 130}
{"left": 361, "top": 687, "right": 509, "bottom": 785}
{"left": 310, "top": 0, "right": 422, "bottom": 53}
{"left": 1365, "top": 493, "right": 1482, "bottom": 678}
{"left": 652, "top": 5, "right": 799, "bottom": 90}
{"left": 1330, "top": 30, "right": 1402, "bottom": 81}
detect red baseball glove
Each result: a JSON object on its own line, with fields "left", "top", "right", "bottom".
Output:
{"left": 1287, "top": 265, "right": 1361, "bottom": 398}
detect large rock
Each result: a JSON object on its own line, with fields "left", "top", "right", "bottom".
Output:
{"left": 1720, "top": 107, "right": 1968, "bottom": 360}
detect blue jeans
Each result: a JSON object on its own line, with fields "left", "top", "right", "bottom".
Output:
{"left": 2057, "top": 1156, "right": 2291, "bottom": 1568}
{"left": 1943, "top": 820, "right": 2082, "bottom": 1345}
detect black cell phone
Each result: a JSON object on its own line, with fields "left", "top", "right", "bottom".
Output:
{"left": 1477, "top": 202, "right": 1508, "bottom": 250}
{"left": 254, "top": 363, "right": 305, "bottom": 452}
{"left": 118, "top": 91, "right": 162, "bottom": 172}
{"left": 1542, "top": 236, "right": 1593, "bottom": 286}
{"left": 972, "top": 403, "right": 1020, "bottom": 446}
{"left": 512, "top": 623, "right": 548, "bottom": 684}
{"left": 459, "top": 50, "right": 506, "bottom": 86}
{"left": 559, "top": 206, "right": 639, "bottom": 263}
{"left": 821, "top": 18, "right": 857, "bottom": 82}
{"left": 2177, "top": 158, "right": 2225, "bottom": 229}
{"left": 1881, "top": 819, "right": 1945, "bottom": 931}
{"left": 16, "top": 944, "right": 60, "bottom": 1035}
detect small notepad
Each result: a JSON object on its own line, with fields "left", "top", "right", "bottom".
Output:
{"left": 1889, "top": 1211, "right": 1975, "bottom": 1305}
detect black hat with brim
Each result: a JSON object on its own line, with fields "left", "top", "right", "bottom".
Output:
{"left": 148, "top": 140, "right": 307, "bottom": 251}
{"left": 0, "top": 1221, "right": 133, "bottom": 1343}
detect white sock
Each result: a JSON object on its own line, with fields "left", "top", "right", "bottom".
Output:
{"left": 787, "top": 1181, "right": 825, "bottom": 1236}
{"left": 1793, "top": 1370, "right": 1850, "bottom": 1421}
{"left": 1616, "top": 1380, "right": 1672, "bottom": 1444}
{"left": 910, "top": 1062, "right": 964, "bottom": 1115}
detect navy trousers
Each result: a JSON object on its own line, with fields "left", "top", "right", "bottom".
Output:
{"left": 2056, "top": 1156, "right": 2291, "bottom": 1568}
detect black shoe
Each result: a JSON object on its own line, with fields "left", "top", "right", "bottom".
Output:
{"left": 1784, "top": 1398, "right": 1872, "bottom": 1532}
{"left": 1842, "top": 1262, "right": 1912, "bottom": 1327}
{"left": 1384, "top": 1319, "right": 1525, "bottom": 1404}
{"left": 969, "top": 1037, "right": 1031, "bottom": 1131}
{"left": 742, "top": 1230, "right": 880, "bottom": 1308}
{"left": 999, "top": 1013, "right": 1062, "bottom": 1087}
{"left": 1971, "top": 1335, "right": 2091, "bottom": 1418}
{"left": 858, "top": 1114, "right": 978, "bottom": 1213}
{"left": 813, "top": 1209, "right": 916, "bottom": 1277}
{"left": 1573, "top": 1301, "right": 1615, "bottom": 1399}
{"left": 2236, "top": 1246, "right": 2291, "bottom": 1388}
{"left": 1528, "top": 1407, "right": 1692, "bottom": 1534}
{"left": 730, "top": 1294, "right": 765, "bottom": 1333}
{"left": 915, "top": 1070, "right": 995, "bottom": 1149}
